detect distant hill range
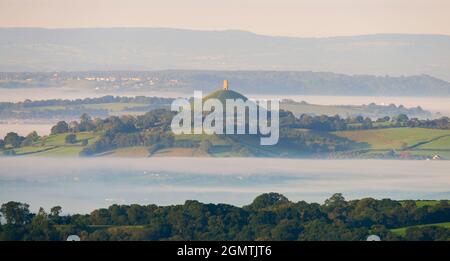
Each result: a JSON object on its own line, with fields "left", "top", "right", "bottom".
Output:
{"left": 2, "top": 70, "right": 450, "bottom": 97}
{"left": 1, "top": 29, "right": 450, "bottom": 80}
{"left": 1, "top": 28, "right": 450, "bottom": 96}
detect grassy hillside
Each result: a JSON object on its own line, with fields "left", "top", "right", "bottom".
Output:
{"left": 333, "top": 128, "right": 450, "bottom": 159}
{"left": 3, "top": 128, "right": 356, "bottom": 158}
{"left": 3, "top": 118, "right": 449, "bottom": 159}
{"left": 398, "top": 200, "right": 449, "bottom": 207}
{"left": 391, "top": 222, "right": 450, "bottom": 236}
{"left": 414, "top": 200, "right": 449, "bottom": 207}
{"left": 334, "top": 128, "right": 450, "bottom": 150}
{"left": 416, "top": 136, "right": 450, "bottom": 150}
{"left": 10, "top": 132, "right": 102, "bottom": 157}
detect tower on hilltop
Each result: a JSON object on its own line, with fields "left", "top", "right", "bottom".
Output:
{"left": 223, "top": 80, "right": 229, "bottom": 90}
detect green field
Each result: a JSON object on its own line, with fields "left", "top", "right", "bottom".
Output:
{"left": 416, "top": 135, "right": 450, "bottom": 150}
{"left": 40, "top": 133, "right": 66, "bottom": 146}
{"left": 13, "top": 145, "right": 56, "bottom": 155}
{"left": 414, "top": 200, "right": 449, "bottom": 207}
{"left": 74, "top": 132, "right": 102, "bottom": 145}
{"left": 334, "top": 128, "right": 450, "bottom": 150}
{"left": 391, "top": 222, "right": 450, "bottom": 236}
{"left": 3, "top": 127, "right": 450, "bottom": 159}
{"left": 399, "top": 200, "right": 449, "bottom": 207}
{"left": 9, "top": 132, "right": 102, "bottom": 157}
{"left": 32, "top": 146, "right": 84, "bottom": 157}
{"left": 372, "top": 121, "right": 395, "bottom": 128}
{"left": 40, "top": 132, "right": 100, "bottom": 146}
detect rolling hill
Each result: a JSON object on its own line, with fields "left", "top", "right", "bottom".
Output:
{"left": 204, "top": 89, "right": 248, "bottom": 102}
{"left": 1, "top": 88, "right": 449, "bottom": 159}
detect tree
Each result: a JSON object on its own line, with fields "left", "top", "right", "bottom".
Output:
{"left": 90, "top": 209, "right": 112, "bottom": 225}
{"left": 0, "top": 139, "right": 4, "bottom": 149}
{"left": 69, "top": 121, "right": 80, "bottom": 132}
{"left": 21, "top": 131, "right": 39, "bottom": 146}
{"left": 49, "top": 206, "right": 62, "bottom": 223}
{"left": 29, "top": 207, "right": 54, "bottom": 241}
{"left": 65, "top": 133, "right": 77, "bottom": 144}
{"left": 324, "top": 193, "right": 346, "bottom": 207}
{"left": 4, "top": 132, "right": 24, "bottom": 148}
{"left": 387, "top": 149, "right": 396, "bottom": 158}
{"left": 127, "top": 204, "right": 149, "bottom": 225}
{"left": 2, "top": 150, "right": 16, "bottom": 156}
{"left": 80, "top": 113, "right": 91, "bottom": 124}
{"left": 404, "top": 226, "right": 450, "bottom": 241}
{"left": 323, "top": 193, "right": 349, "bottom": 225}
{"left": 0, "top": 202, "right": 32, "bottom": 225}
{"left": 245, "top": 193, "right": 290, "bottom": 211}
{"left": 362, "top": 117, "right": 373, "bottom": 129}
{"left": 271, "top": 219, "right": 302, "bottom": 240}
{"left": 395, "top": 114, "right": 409, "bottom": 123}
{"left": 1, "top": 193, "right": 450, "bottom": 241}
{"left": 79, "top": 113, "right": 95, "bottom": 131}
{"left": 51, "top": 121, "right": 69, "bottom": 135}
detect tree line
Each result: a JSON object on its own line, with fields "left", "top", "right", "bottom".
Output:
{"left": 0, "top": 193, "right": 449, "bottom": 241}
{"left": 0, "top": 96, "right": 173, "bottom": 120}
{"left": 0, "top": 95, "right": 173, "bottom": 110}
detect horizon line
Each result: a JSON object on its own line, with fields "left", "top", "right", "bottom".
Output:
{"left": 1, "top": 26, "right": 450, "bottom": 39}
{"left": 0, "top": 69, "right": 447, "bottom": 84}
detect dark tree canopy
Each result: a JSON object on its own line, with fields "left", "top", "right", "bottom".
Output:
{"left": 0, "top": 194, "right": 449, "bottom": 241}
{"left": 51, "top": 121, "right": 69, "bottom": 135}
{"left": 0, "top": 201, "right": 32, "bottom": 225}
{"left": 3, "top": 132, "right": 24, "bottom": 148}
{"left": 65, "top": 133, "right": 77, "bottom": 144}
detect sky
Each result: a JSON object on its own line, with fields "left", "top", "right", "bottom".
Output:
{"left": 0, "top": 0, "right": 449, "bottom": 37}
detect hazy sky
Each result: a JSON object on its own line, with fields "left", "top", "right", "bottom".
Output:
{"left": 0, "top": 0, "right": 449, "bottom": 37}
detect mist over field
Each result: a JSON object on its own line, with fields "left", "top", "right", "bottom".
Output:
{"left": 1, "top": 157, "right": 449, "bottom": 213}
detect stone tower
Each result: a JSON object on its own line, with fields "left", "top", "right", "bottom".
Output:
{"left": 223, "top": 80, "right": 229, "bottom": 90}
